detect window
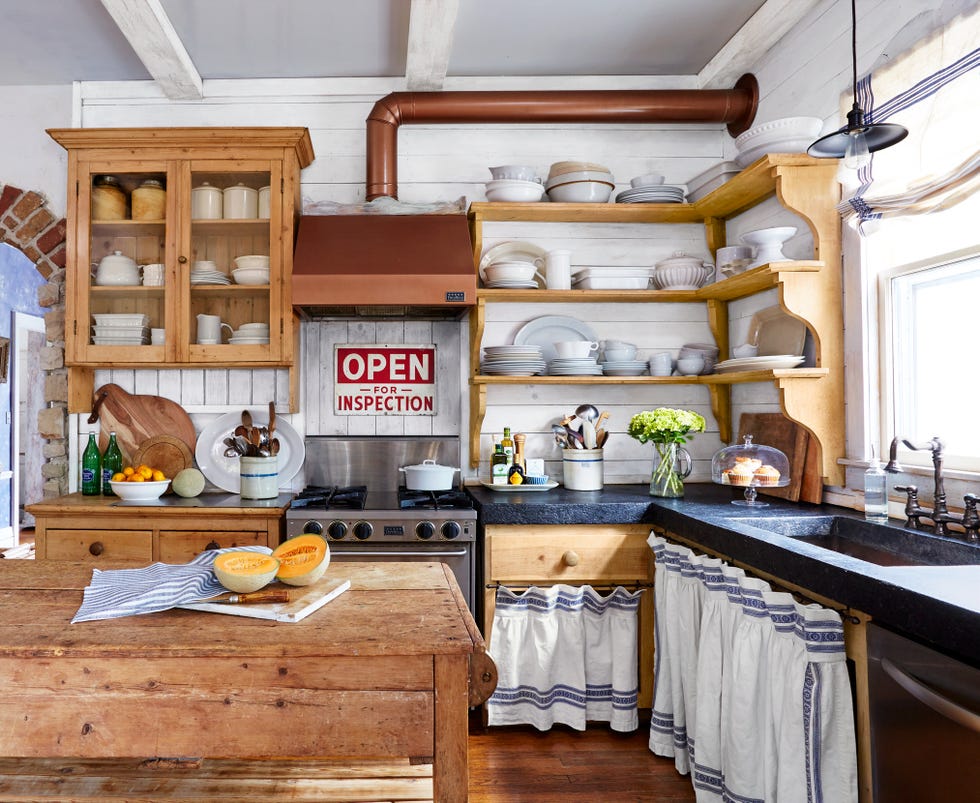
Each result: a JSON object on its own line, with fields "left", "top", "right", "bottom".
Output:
{"left": 880, "top": 251, "right": 980, "bottom": 469}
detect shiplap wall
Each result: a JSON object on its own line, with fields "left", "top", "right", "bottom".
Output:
{"left": 70, "top": 0, "right": 944, "bottom": 488}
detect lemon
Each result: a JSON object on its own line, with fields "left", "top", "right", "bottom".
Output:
{"left": 151, "top": 469, "right": 166, "bottom": 482}
{"left": 111, "top": 472, "right": 126, "bottom": 482}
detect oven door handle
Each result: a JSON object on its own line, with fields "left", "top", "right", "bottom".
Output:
{"left": 882, "top": 657, "right": 980, "bottom": 733}
{"left": 332, "top": 548, "right": 469, "bottom": 558}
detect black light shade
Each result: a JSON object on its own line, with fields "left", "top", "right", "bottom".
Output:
{"left": 807, "top": 0, "right": 909, "bottom": 161}
{"left": 808, "top": 105, "right": 909, "bottom": 158}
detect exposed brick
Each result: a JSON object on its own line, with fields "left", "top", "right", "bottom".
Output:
{"left": 44, "top": 370, "right": 68, "bottom": 403}
{"left": 15, "top": 207, "right": 56, "bottom": 242}
{"left": 34, "top": 258, "right": 55, "bottom": 281}
{"left": 47, "top": 244, "right": 66, "bottom": 268}
{"left": 37, "top": 280, "right": 61, "bottom": 307}
{"left": 36, "top": 218, "right": 67, "bottom": 253}
{"left": 44, "top": 308, "right": 64, "bottom": 343}
{"left": 38, "top": 406, "right": 66, "bottom": 440}
{"left": 40, "top": 346, "right": 63, "bottom": 371}
{"left": 41, "top": 460, "right": 67, "bottom": 479}
{"left": 11, "top": 190, "right": 44, "bottom": 220}
{"left": 0, "top": 185, "right": 22, "bottom": 217}
{"left": 21, "top": 243, "right": 42, "bottom": 263}
{"left": 3, "top": 214, "right": 17, "bottom": 229}
{"left": 43, "top": 479, "right": 63, "bottom": 498}
{"left": 43, "top": 441, "right": 67, "bottom": 458}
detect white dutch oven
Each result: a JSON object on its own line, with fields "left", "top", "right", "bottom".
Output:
{"left": 400, "top": 459, "right": 461, "bottom": 490}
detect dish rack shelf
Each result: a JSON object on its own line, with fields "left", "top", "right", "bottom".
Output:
{"left": 467, "top": 154, "right": 843, "bottom": 484}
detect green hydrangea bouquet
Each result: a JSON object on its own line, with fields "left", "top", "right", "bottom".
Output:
{"left": 628, "top": 408, "right": 706, "bottom": 497}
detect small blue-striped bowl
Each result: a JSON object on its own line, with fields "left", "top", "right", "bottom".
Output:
{"left": 524, "top": 475, "right": 550, "bottom": 485}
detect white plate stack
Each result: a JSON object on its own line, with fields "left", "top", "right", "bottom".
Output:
{"left": 190, "top": 266, "right": 231, "bottom": 285}
{"left": 91, "top": 313, "right": 150, "bottom": 345}
{"left": 601, "top": 360, "right": 648, "bottom": 376}
{"left": 547, "top": 357, "right": 603, "bottom": 376}
{"left": 228, "top": 322, "right": 270, "bottom": 345}
{"left": 615, "top": 183, "right": 686, "bottom": 204}
{"left": 480, "top": 345, "right": 546, "bottom": 376}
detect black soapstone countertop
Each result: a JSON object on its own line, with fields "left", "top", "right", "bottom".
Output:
{"left": 467, "top": 482, "right": 980, "bottom": 668}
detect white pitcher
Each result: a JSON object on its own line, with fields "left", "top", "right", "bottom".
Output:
{"left": 196, "top": 314, "right": 232, "bottom": 344}
{"left": 545, "top": 249, "right": 572, "bottom": 290}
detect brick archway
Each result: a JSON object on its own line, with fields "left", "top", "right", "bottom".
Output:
{"left": 1, "top": 183, "right": 69, "bottom": 497}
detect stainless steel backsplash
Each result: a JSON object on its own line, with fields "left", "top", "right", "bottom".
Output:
{"left": 302, "top": 437, "right": 462, "bottom": 491}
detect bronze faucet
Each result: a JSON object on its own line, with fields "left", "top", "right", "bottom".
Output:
{"left": 885, "top": 436, "right": 978, "bottom": 539}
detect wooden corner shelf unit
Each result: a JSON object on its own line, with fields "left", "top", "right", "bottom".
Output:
{"left": 467, "top": 154, "right": 844, "bottom": 485}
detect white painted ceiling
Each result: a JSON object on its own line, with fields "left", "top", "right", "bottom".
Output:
{"left": 1, "top": 0, "right": 770, "bottom": 91}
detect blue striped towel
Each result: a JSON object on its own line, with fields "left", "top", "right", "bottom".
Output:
{"left": 71, "top": 546, "right": 274, "bottom": 623}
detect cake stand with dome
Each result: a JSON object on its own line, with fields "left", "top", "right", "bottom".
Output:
{"left": 712, "top": 435, "right": 791, "bottom": 506}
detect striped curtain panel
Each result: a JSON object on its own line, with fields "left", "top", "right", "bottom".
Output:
{"left": 487, "top": 584, "right": 642, "bottom": 732}
{"left": 647, "top": 534, "right": 857, "bottom": 803}
{"left": 838, "top": 6, "right": 979, "bottom": 231}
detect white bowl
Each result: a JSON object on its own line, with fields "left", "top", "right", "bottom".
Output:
{"left": 677, "top": 356, "right": 705, "bottom": 376}
{"left": 548, "top": 161, "right": 612, "bottom": 179}
{"left": 485, "top": 180, "right": 545, "bottom": 203}
{"left": 233, "top": 255, "right": 270, "bottom": 270}
{"left": 651, "top": 254, "right": 715, "bottom": 290}
{"left": 489, "top": 165, "right": 538, "bottom": 181}
{"left": 603, "top": 347, "right": 636, "bottom": 362}
{"left": 630, "top": 173, "right": 665, "bottom": 188}
{"left": 238, "top": 322, "right": 270, "bottom": 331}
{"left": 734, "top": 116, "right": 824, "bottom": 150}
{"left": 232, "top": 267, "right": 271, "bottom": 286}
{"left": 484, "top": 261, "right": 539, "bottom": 283}
{"left": 109, "top": 480, "right": 169, "bottom": 501}
{"left": 546, "top": 181, "right": 614, "bottom": 203}
{"left": 544, "top": 170, "right": 614, "bottom": 190}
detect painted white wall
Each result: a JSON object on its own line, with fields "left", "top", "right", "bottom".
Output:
{"left": 0, "top": 84, "right": 73, "bottom": 216}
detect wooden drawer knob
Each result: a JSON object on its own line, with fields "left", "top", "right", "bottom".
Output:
{"left": 562, "top": 550, "right": 580, "bottom": 567}
{"left": 205, "top": 540, "right": 221, "bottom": 551}
{"left": 88, "top": 541, "right": 104, "bottom": 556}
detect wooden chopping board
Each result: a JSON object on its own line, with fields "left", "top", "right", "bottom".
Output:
{"left": 738, "top": 412, "right": 822, "bottom": 504}
{"left": 89, "top": 383, "right": 197, "bottom": 467}
{"left": 133, "top": 435, "right": 194, "bottom": 482}
{"left": 177, "top": 577, "right": 351, "bottom": 623}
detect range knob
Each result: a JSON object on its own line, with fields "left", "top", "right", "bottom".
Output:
{"left": 327, "top": 521, "right": 347, "bottom": 540}
{"left": 303, "top": 521, "right": 323, "bottom": 536}
{"left": 416, "top": 521, "right": 436, "bottom": 540}
{"left": 441, "top": 521, "right": 462, "bottom": 540}
{"left": 353, "top": 521, "right": 373, "bottom": 541}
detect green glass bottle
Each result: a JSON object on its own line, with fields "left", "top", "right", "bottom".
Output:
{"left": 491, "top": 443, "right": 509, "bottom": 485}
{"left": 81, "top": 432, "right": 101, "bottom": 496}
{"left": 102, "top": 431, "right": 123, "bottom": 495}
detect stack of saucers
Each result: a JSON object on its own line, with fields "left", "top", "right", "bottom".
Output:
{"left": 480, "top": 345, "right": 546, "bottom": 376}
{"left": 91, "top": 313, "right": 150, "bottom": 345}
{"left": 547, "top": 357, "right": 603, "bottom": 376}
{"left": 615, "top": 183, "right": 686, "bottom": 204}
{"left": 228, "top": 322, "right": 270, "bottom": 345}
{"left": 190, "top": 265, "right": 230, "bottom": 285}
{"left": 601, "top": 359, "right": 648, "bottom": 376}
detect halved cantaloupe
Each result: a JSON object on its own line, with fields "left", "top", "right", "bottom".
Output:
{"left": 272, "top": 534, "right": 330, "bottom": 587}
{"left": 213, "top": 551, "right": 280, "bottom": 593}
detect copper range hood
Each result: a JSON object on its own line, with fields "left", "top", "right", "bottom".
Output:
{"left": 292, "top": 214, "right": 476, "bottom": 320}
{"left": 292, "top": 77, "right": 758, "bottom": 320}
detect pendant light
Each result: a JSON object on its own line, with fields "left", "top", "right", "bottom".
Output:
{"left": 807, "top": 0, "right": 908, "bottom": 167}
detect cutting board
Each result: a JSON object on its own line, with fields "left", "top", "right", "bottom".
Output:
{"left": 132, "top": 435, "right": 194, "bottom": 482}
{"left": 88, "top": 384, "right": 197, "bottom": 467}
{"left": 178, "top": 576, "right": 351, "bottom": 623}
{"left": 738, "top": 412, "right": 821, "bottom": 504}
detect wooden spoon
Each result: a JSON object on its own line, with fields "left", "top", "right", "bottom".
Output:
{"left": 242, "top": 410, "right": 253, "bottom": 429}
{"left": 268, "top": 401, "right": 276, "bottom": 436}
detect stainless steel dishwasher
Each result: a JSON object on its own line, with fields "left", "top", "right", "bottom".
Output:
{"left": 868, "top": 623, "right": 980, "bottom": 802}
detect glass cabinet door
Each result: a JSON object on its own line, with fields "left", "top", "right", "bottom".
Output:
{"left": 73, "top": 160, "right": 174, "bottom": 364}
{"left": 181, "top": 160, "right": 282, "bottom": 362}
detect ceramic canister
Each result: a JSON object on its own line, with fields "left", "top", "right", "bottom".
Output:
{"left": 91, "top": 175, "right": 127, "bottom": 221}
{"left": 191, "top": 182, "right": 222, "bottom": 219}
{"left": 223, "top": 183, "right": 258, "bottom": 219}
{"left": 257, "top": 186, "right": 271, "bottom": 219}
{"left": 239, "top": 456, "right": 278, "bottom": 499}
{"left": 562, "top": 448, "right": 603, "bottom": 491}
{"left": 131, "top": 178, "right": 166, "bottom": 220}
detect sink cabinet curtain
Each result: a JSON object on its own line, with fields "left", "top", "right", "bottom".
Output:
{"left": 486, "top": 584, "right": 643, "bottom": 732}
{"left": 647, "top": 534, "right": 858, "bottom": 803}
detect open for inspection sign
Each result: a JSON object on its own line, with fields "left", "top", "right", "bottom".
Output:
{"left": 334, "top": 344, "right": 437, "bottom": 415}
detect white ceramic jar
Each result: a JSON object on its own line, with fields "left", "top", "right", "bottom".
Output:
{"left": 652, "top": 252, "right": 716, "bottom": 290}
{"left": 191, "top": 182, "right": 222, "bottom": 219}
{"left": 257, "top": 186, "right": 271, "bottom": 219}
{"left": 562, "top": 448, "right": 604, "bottom": 490}
{"left": 95, "top": 251, "right": 139, "bottom": 286}
{"left": 240, "top": 456, "right": 279, "bottom": 499}
{"left": 223, "top": 183, "right": 258, "bottom": 219}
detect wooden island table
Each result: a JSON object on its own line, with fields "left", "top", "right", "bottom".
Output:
{"left": 0, "top": 560, "right": 494, "bottom": 802}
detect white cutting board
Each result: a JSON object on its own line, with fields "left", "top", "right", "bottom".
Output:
{"left": 178, "top": 576, "right": 350, "bottom": 623}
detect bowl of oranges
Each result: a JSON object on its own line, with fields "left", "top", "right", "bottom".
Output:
{"left": 109, "top": 464, "right": 169, "bottom": 501}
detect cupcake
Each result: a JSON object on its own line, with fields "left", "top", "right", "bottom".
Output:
{"left": 727, "top": 463, "right": 755, "bottom": 486}
{"left": 734, "top": 456, "right": 762, "bottom": 473}
{"left": 753, "top": 464, "right": 781, "bottom": 486}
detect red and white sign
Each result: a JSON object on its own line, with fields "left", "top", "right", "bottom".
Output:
{"left": 334, "top": 344, "right": 437, "bottom": 416}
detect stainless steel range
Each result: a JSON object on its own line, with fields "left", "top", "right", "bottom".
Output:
{"left": 285, "top": 437, "right": 476, "bottom": 612}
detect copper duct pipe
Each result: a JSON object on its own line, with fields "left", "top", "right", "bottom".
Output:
{"left": 366, "top": 74, "right": 758, "bottom": 200}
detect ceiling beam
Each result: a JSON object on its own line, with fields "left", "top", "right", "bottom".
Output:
{"left": 405, "top": 0, "right": 460, "bottom": 91}
{"left": 100, "top": 0, "right": 203, "bottom": 99}
{"left": 698, "top": 0, "right": 823, "bottom": 89}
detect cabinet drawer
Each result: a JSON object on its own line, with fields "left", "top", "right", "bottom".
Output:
{"left": 45, "top": 529, "right": 153, "bottom": 564}
{"left": 487, "top": 526, "right": 652, "bottom": 583}
{"left": 158, "top": 530, "right": 269, "bottom": 563}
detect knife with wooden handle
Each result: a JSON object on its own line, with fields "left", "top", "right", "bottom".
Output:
{"left": 205, "top": 589, "right": 290, "bottom": 604}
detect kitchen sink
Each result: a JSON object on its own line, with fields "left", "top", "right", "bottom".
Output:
{"left": 729, "top": 515, "right": 980, "bottom": 567}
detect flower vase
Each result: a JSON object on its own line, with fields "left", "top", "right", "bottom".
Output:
{"left": 649, "top": 442, "right": 692, "bottom": 497}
